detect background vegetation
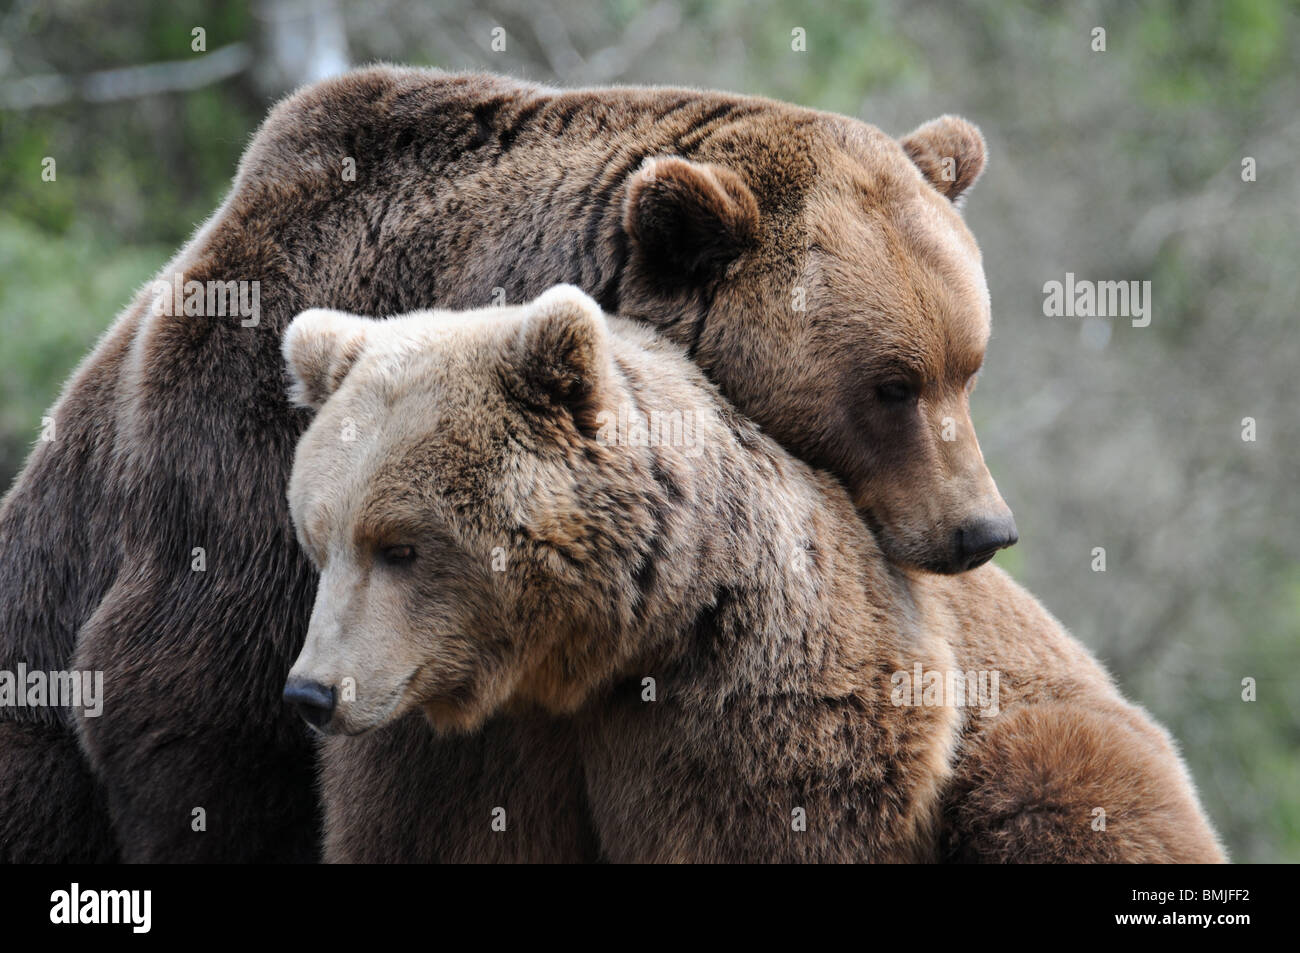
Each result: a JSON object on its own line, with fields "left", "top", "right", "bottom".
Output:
{"left": 1, "top": 0, "right": 1296, "bottom": 861}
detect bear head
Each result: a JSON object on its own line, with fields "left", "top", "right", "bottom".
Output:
{"left": 281, "top": 287, "right": 706, "bottom": 735}
{"left": 616, "top": 113, "right": 1017, "bottom": 573}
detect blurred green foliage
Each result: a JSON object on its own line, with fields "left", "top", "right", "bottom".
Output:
{"left": 0, "top": 214, "right": 170, "bottom": 473}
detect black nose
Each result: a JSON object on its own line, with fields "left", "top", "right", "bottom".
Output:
{"left": 955, "top": 515, "right": 1019, "bottom": 571}
{"left": 283, "top": 677, "right": 337, "bottom": 729}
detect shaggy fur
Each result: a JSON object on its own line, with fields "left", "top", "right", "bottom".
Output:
{"left": 0, "top": 68, "right": 1018, "bottom": 861}
{"left": 289, "top": 289, "right": 1225, "bottom": 863}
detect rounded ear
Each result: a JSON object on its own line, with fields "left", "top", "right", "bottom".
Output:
{"left": 282, "top": 308, "right": 371, "bottom": 410}
{"left": 900, "top": 115, "right": 987, "bottom": 206}
{"left": 515, "top": 285, "right": 611, "bottom": 433}
{"left": 622, "top": 156, "right": 759, "bottom": 279}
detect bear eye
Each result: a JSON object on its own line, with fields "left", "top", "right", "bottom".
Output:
{"left": 378, "top": 544, "right": 416, "bottom": 566}
{"left": 875, "top": 380, "right": 916, "bottom": 405}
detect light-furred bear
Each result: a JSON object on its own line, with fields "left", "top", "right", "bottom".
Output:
{"left": 283, "top": 287, "right": 1226, "bottom": 863}
{"left": 0, "top": 68, "right": 1019, "bottom": 862}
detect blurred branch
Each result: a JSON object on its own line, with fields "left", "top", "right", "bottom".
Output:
{"left": 521, "top": 1, "right": 587, "bottom": 80}
{"left": 1128, "top": 113, "right": 1300, "bottom": 261}
{"left": 0, "top": 0, "right": 356, "bottom": 110}
{"left": 253, "top": 0, "right": 350, "bottom": 95}
{"left": 0, "top": 43, "right": 251, "bottom": 110}
{"left": 575, "top": 0, "right": 681, "bottom": 84}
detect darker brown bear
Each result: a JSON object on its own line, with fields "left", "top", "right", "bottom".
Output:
{"left": 2, "top": 67, "right": 1009, "bottom": 860}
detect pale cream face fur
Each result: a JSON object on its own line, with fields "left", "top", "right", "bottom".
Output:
{"left": 283, "top": 287, "right": 622, "bottom": 735}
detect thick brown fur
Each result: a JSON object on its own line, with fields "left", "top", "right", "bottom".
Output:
{"left": 0, "top": 68, "right": 1021, "bottom": 861}
{"left": 916, "top": 568, "right": 1228, "bottom": 862}
{"left": 289, "top": 290, "right": 1224, "bottom": 863}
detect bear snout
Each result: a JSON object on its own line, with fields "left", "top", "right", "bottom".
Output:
{"left": 283, "top": 677, "right": 338, "bottom": 731}
{"left": 954, "top": 514, "right": 1019, "bottom": 571}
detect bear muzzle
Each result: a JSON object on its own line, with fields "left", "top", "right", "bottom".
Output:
{"left": 283, "top": 677, "right": 338, "bottom": 731}
{"left": 953, "top": 513, "right": 1019, "bottom": 571}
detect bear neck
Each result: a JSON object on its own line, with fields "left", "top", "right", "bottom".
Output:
{"left": 542, "top": 335, "right": 925, "bottom": 708}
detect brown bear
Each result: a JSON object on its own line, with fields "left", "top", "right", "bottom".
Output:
{"left": 282, "top": 287, "right": 1224, "bottom": 862}
{"left": 2, "top": 67, "right": 1014, "bottom": 861}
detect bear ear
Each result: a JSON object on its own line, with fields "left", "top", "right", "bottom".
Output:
{"left": 623, "top": 156, "right": 759, "bottom": 279}
{"left": 282, "top": 308, "right": 372, "bottom": 410}
{"left": 900, "top": 115, "right": 987, "bottom": 206}
{"left": 515, "top": 285, "right": 611, "bottom": 434}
